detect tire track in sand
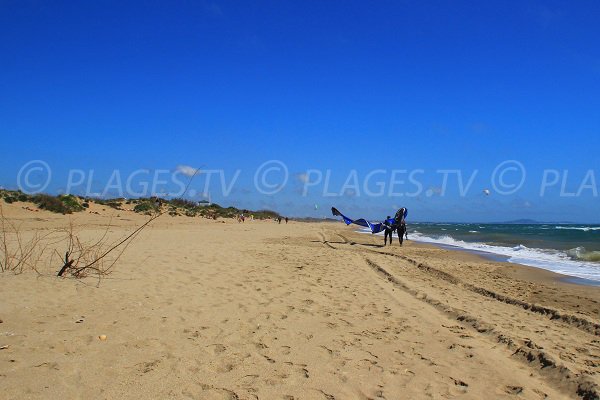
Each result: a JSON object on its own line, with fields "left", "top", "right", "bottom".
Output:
{"left": 334, "top": 233, "right": 600, "bottom": 337}
{"left": 362, "top": 255, "right": 599, "bottom": 400}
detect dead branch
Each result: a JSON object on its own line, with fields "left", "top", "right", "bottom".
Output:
{"left": 55, "top": 210, "right": 163, "bottom": 279}
{"left": 3, "top": 170, "right": 198, "bottom": 280}
{"left": 0, "top": 204, "right": 59, "bottom": 274}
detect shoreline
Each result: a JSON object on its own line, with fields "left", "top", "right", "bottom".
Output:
{"left": 416, "top": 240, "right": 600, "bottom": 287}
{"left": 342, "top": 224, "right": 599, "bottom": 321}
{"left": 354, "top": 225, "right": 600, "bottom": 287}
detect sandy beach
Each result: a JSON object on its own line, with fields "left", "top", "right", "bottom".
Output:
{"left": 1, "top": 203, "right": 598, "bottom": 399}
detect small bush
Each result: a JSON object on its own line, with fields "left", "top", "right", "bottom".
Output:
{"left": 59, "top": 195, "right": 84, "bottom": 212}
{"left": 170, "top": 198, "right": 197, "bottom": 209}
{"left": 105, "top": 201, "right": 122, "bottom": 210}
{"left": 92, "top": 198, "right": 122, "bottom": 209}
{"left": 254, "top": 209, "right": 281, "bottom": 219}
{"left": 30, "top": 194, "right": 84, "bottom": 214}
{"left": 1, "top": 191, "right": 31, "bottom": 204}
{"left": 133, "top": 201, "right": 158, "bottom": 214}
{"left": 33, "top": 194, "right": 71, "bottom": 214}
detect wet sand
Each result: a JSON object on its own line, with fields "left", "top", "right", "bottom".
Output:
{"left": 0, "top": 203, "right": 598, "bottom": 399}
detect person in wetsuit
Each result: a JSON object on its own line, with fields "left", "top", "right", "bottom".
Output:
{"left": 383, "top": 216, "right": 394, "bottom": 246}
{"left": 394, "top": 207, "right": 408, "bottom": 245}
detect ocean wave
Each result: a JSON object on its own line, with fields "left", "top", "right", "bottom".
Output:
{"left": 555, "top": 226, "right": 600, "bottom": 232}
{"left": 357, "top": 227, "right": 600, "bottom": 281}
{"left": 566, "top": 247, "right": 600, "bottom": 262}
{"left": 407, "top": 232, "right": 600, "bottom": 282}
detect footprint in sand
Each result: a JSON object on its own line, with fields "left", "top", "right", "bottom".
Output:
{"left": 263, "top": 354, "right": 276, "bottom": 364}
{"left": 450, "top": 377, "right": 469, "bottom": 394}
{"left": 216, "top": 362, "right": 235, "bottom": 373}
{"left": 300, "top": 367, "right": 309, "bottom": 378}
{"left": 505, "top": 385, "right": 524, "bottom": 395}
{"left": 207, "top": 344, "right": 226, "bottom": 354}
{"left": 137, "top": 359, "right": 161, "bottom": 374}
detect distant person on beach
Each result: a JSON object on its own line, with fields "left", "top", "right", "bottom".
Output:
{"left": 277, "top": 217, "right": 282, "bottom": 224}
{"left": 383, "top": 216, "right": 394, "bottom": 246}
{"left": 285, "top": 217, "right": 288, "bottom": 224}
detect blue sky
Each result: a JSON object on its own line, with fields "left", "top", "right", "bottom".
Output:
{"left": 1, "top": 1, "right": 599, "bottom": 222}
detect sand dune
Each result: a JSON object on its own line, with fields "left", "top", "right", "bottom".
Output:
{"left": 0, "top": 204, "right": 598, "bottom": 399}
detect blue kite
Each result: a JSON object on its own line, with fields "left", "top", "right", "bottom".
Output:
{"left": 331, "top": 207, "right": 407, "bottom": 234}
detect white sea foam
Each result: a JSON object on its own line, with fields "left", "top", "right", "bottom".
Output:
{"left": 409, "top": 232, "right": 600, "bottom": 282}
{"left": 555, "top": 226, "right": 600, "bottom": 232}
{"left": 359, "top": 228, "right": 600, "bottom": 282}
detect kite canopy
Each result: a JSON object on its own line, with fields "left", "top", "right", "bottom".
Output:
{"left": 331, "top": 207, "right": 407, "bottom": 234}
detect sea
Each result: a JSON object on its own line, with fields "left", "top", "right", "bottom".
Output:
{"left": 365, "top": 223, "right": 600, "bottom": 284}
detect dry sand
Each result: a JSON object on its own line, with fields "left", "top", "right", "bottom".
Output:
{"left": 0, "top": 203, "right": 599, "bottom": 399}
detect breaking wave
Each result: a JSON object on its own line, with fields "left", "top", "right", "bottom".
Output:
{"left": 408, "top": 232, "right": 600, "bottom": 282}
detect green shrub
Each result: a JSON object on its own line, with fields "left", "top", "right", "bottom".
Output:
{"left": 17, "top": 193, "right": 29, "bottom": 202}
{"left": 133, "top": 201, "right": 158, "bottom": 214}
{"left": 92, "top": 198, "right": 122, "bottom": 209}
{"left": 59, "top": 194, "right": 84, "bottom": 212}
{"left": 254, "top": 209, "right": 280, "bottom": 219}
{"left": 29, "top": 194, "right": 84, "bottom": 214}
{"left": 33, "top": 194, "right": 70, "bottom": 214}
{"left": 105, "top": 201, "right": 122, "bottom": 210}
{"left": 170, "top": 198, "right": 197, "bottom": 209}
